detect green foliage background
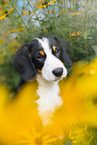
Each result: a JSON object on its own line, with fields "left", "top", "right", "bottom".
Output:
{"left": 0, "top": 0, "right": 97, "bottom": 145}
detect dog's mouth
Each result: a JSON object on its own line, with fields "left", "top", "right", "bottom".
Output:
{"left": 54, "top": 75, "right": 65, "bottom": 81}
{"left": 54, "top": 77, "right": 61, "bottom": 81}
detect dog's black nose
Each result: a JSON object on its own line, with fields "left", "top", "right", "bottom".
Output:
{"left": 52, "top": 67, "right": 63, "bottom": 77}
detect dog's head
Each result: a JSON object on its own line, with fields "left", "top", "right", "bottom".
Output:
{"left": 13, "top": 36, "right": 72, "bottom": 82}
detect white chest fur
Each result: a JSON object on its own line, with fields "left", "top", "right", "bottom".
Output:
{"left": 36, "top": 75, "right": 63, "bottom": 125}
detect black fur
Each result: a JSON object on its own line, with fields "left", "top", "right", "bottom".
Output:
{"left": 13, "top": 42, "right": 37, "bottom": 81}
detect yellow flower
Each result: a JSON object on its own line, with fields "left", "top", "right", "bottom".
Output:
{"left": 0, "top": 82, "right": 58, "bottom": 145}
{"left": 45, "top": 29, "right": 48, "bottom": 33}
{"left": 0, "top": 58, "right": 4, "bottom": 64}
{"left": 22, "top": 11, "right": 35, "bottom": 16}
{"left": 10, "top": 48, "right": 17, "bottom": 54}
{"left": 0, "top": 38, "right": 3, "bottom": 44}
{"left": 48, "top": 0, "right": 56, "bottom": 6}
{"left": 76, "top": 31, "right": 82, "bottom": 35}
{"left": 37, "top": 0, "right": 56, "bottom": 12}
{"left": 75, "top": 12, "right": 81, "bottom": 16}
{"left": 1, "top": 0, "right": 9, "bottom": 3}
{"left": 71, "top": 12, "right": 81, "bottom": 16}
{"left": 71, "top": 31, "right": 82, "bottom": 37}
{"left": 0, "top": 6, "right": 5, "bottom": 15}
{"left": 0, "top": 7, "right": 14, "bottom": 21}
{"left": 18, "top": 127, "right": 57, "bottom": 145}
{"left": 71, "top": 12, "right": 75, "bottom": 16}
{"left": 1, "top": 58, "right": 97, "bottom": 144}
{"left": 0, "top": 82, "right": 43, "bottom": 145}
{"left": 7, "top": 28, "right": 24, "bottom": 34}
{"left": 71, "top": 32, "right": 76, "bottom": 37}
{"left": 46, "top": 58, "right": 97, "bottom": 139}
{"left": 73, "top": 58, "right": 97, "bottom": 98}
{"left": 33, "top": 0, "right": 45, "bottom": 6}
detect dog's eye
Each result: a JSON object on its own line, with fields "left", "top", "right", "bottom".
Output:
{"left": 55, "top": 47, "right": 61, "bottom": 54}
{"left": 53, "top": 46, "right": 61, "bottom": 57}
{"left": 36, "top": 54, "right": 42, "bottom": 60}
{"left": 35, "top": 51, "right": 46, "bottom": 61}
{"left": 52, "top": 46, "right": 61, "bottom": 57}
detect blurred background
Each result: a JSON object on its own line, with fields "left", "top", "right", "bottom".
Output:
{"left": 0, "top": 0, "right": 97, "bottom": 90}
{"left": 0, "top": 1, "right": 97, "bottom": 145}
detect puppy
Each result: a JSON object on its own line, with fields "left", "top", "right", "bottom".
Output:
{"left": 13, "top": 35, "right": 72, "bottom": 124}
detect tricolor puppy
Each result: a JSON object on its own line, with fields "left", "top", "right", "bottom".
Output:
{"left": 13, "top": 35, "right": 72, "bottom": 123}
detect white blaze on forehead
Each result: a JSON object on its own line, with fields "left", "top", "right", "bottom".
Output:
{"left": 36, "top": 37, "right": 51, "bottom": 54}
{"left": 36, "top": 37, "right": 67, "bottom": 81}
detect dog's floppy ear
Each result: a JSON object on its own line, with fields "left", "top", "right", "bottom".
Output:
{"left": 13, "top": 43, "right": 37, "bottom": 81}
{"left": 54, "top": 36, "right": 72, "bottom": 67}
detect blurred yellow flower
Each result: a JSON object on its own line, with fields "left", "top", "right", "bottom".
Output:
{"left": 1, "top": 0, "right": 9, "bottom": 3}
{"left": 37, "top": 0, "right": 56, "bottom": 12}
{"left": 76, "top": 31, "right": 82, "bottom": 35}
{"left": 8, "top": 40, "right": 21, "bottom": 48}
{"left": 44, "top": 58, "right": 97, "bottom": 138}
{"left": 18, "top": 128, "right": 57, "bottom": 145}
{"left": 75, "top": 12, "right": 81, "bottom": 15}
{"left": 0, "top": 82, "right": 43, "bottom": 145}
{"left": 0, "top": 7, "right": 5, "bottom": 15}
{"left": 0, "top": 7, "right": 14, "bottom": 21}
{"left": 22, "top": 11, "right": 35, "bottom": 16}
{"left": 71, "top": 32, "right": 76, "bottom": 36}
{"left": 71, "top": 12, "right": 81, "bottom": 16}
{"left": 73, "top": 58, "right": 97, "bottom": 98}
{"left": 11, "top": 48, "right": 18, "bottom": 54}
{"left": 45, "top": 29, "right": 48, "bottom": 33}
{"left": 7, "top": 28, "right": 24, "bottom": 34}
{"left": 0, "top": 58, "right": 4, "bottom": 64}
{"left": 0, "top": 38, "right": 3, "bottom": 44}
{"left": 71, "top": 12, "right": 75, "bottom": 16}
{"left": 33, "top": 0, "right": 44, "bottom": 6}
{"left": 71, "top": 31, "right": 82, "bottom": 37}
{"left": 1, "top": 58, "right": 97, "bottom": 144}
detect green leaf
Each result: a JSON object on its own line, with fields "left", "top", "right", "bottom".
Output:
{"left": 92, "top": 45, "right": 97, "bottom": 55}
{"left": 87, "top": 37, "right": 92, "bottom": 40}
{"left": 83, "top": 29, "right": 91, "bottom": 40}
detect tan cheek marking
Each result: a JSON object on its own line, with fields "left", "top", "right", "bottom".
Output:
{"left": 37, "top": 69, "right": 43, "bottom": 73}
{"left": 40, "top": 51, "right": 44, "bottom": 56}
{"left": 29, "top": 53, "right": 31, "bottom": 58}
{"left": 53, "top": 46, "right": 56, "bottom": 52}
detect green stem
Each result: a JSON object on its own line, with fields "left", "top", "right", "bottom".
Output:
{"left": 27, "top": 0, "right": 43, "bottom": 31}
{"left": 9, "top": 0, "right": 30, "bottom": 33}
{"left": 69, "top": 29, "right": 73, "bottom": 57}
{"left": 85, "top": 11, "right": 88, "bottom": 56}
{"left": 57, "top": 27, "right": 69, "bottom": 41}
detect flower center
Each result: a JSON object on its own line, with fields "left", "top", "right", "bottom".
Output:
{"left": 35, "top": 137, "right": 42, "bottom": 145}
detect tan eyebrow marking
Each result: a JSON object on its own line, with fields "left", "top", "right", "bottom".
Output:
{"left": 40, "top": 51, "right": 44, "bottom": 55}
{"left": 53, "top": 46, "right": 56, "bottom": 52}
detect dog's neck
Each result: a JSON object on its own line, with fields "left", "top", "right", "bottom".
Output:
{"left": 36, "top": 74, "right": 63, "bottom": 125}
